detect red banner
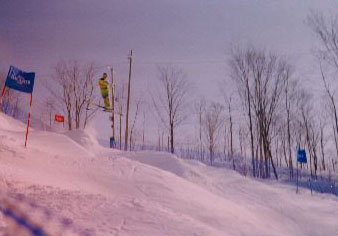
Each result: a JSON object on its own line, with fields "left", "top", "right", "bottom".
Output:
{"left": 55, "top": 114, "right": 65, "bottom": 123}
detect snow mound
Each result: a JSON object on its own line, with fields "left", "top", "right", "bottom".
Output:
{"left": 0, "top": 112, "right": 26, "bottom": 132}
{"left": 65, "top": 128, "right": 100, "bottom": 151}
{"left": 0, "top": 112, "right": 337, "bottom": 236}
{"left": 124, "top": 151, "right": 207, "bottom": 180}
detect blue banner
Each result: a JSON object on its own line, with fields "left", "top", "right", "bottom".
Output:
{"left": 297, "top": 149, "right": 307, "bottom": 163}
{"left": 5, "top": 66, "right": 35, "bottom": 93}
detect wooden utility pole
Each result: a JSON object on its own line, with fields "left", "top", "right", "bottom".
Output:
{"left": 124, "top": 50, "right": 133, "bottom": 151}
{"left": 110, "top": 67, "right": 115, "bottom": 148}
{"left": 119, "top": 93, "right": 122, "bottom": 150}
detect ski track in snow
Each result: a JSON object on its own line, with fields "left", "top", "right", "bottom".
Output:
{"left": 0, "top": 112, "right": 337, "bottom": 236}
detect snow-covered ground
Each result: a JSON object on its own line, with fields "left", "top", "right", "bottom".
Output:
{"left": 0, "top": 112, "right": 337, "bottom": 236}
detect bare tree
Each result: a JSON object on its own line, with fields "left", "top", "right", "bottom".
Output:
{"left": 251, "top": 50, "right": 284, "bottom": 179}
{"left": 81, "top": 62, "right": 98, "bottom": 129}
{"left": 307, "top": 11, "right": 338, "bottom": 70}
{"left": 238, "top": 125, "right": 247, "bottom": 158}
{"left": 297, "top": 90, "right": 320, "bottom": 178}
{"left": 224, "top": 95, "right": 234, "bottom": 160}
{"left": 129, "top": 98, "right": 142, "bottom": 151}
{"left": 194, "top": 98, "right": 206, "bottom": 161}
{"left": 46, "top": 61, "right": 72, "bottom": 130}
{"left": 229, "top": 47, "right": 291, "bottom": 179}
{"left": 317, "top": 61, "right": 338, "bottom": 158}
{"left": 46, "top": 60, "right": 99, "bottom": 130}
{"left": 308, "top": 12, "right": 338, "bottom": 172}
{"left": 228, "top": 47, "right": 256, "bottom": 176}
{"left": 319, "top": 119, "right": 327, "bottom": 171}
{"left": 283, "top": 64, "right": 295, "bottom": 178}
{"left": 69, "top": 61, "right": 98, "bottom": 129}
{"left": 152, "top": 65, "right": 191, "bottom": 154}
{"left": 203, "top": 102, "right": 224, "bottom": 166}
{"left": 43, "top": 97, "right": 56, "bottom": 127}
{"left": 142, "top": 104, "right": 147, "bottom": 150}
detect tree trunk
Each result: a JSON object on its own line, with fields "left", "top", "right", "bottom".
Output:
{"left": 170, "top": 122, "right": 174, "bottom": 153}
{"left": 67, "top": 110, "right": 72, "bottom": 131}
{"left": 247, "top": 87, "right": 255, "bottom": 177}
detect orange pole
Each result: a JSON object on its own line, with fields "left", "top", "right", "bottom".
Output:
{"left": 25, "top": 92, "right": 33, "bottom": 147}
{"left": 0, "top": 85, "right": 6, "bottom": 106}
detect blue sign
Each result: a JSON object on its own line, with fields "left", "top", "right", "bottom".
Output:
{"left": 297, "top": 149, "right": 307, "bottom": 163}
{"left": 5, "top": 66, "right": 35, "bottom": 93}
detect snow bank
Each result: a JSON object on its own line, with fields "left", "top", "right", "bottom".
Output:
{"left": 0, "top": 112, "right": 26, "bottom": 132}
{"left": 0, "top": 112, "right": 337, "bottom": 236}
{"left": 65, "top": 129, "right": 99, "bottom": 151}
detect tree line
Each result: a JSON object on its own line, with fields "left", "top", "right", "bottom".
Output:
{"left": 146, "top": 11, "right": 338, "bottom": 180}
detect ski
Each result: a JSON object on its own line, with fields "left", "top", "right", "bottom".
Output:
{"left": 87, "top": 103, "right": 122, "bottom": 115}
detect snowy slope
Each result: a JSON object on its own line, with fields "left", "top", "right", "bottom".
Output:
{"left": 0, "top": 112, "right": 337, "bottom": 236}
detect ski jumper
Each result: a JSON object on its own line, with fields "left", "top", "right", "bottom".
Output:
{"left": 99, "top": 73, "right": 110, "bottom": 110}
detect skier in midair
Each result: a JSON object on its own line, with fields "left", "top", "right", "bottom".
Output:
{"left": 98, "top": 73, "right": 111, "bottom": 111}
